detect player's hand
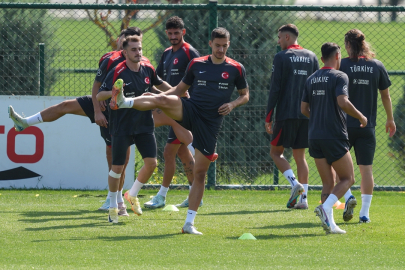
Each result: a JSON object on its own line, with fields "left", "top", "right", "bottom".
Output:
{"left": 142, "top": 92, "right": 156, "bottom": 96}
{"left": 359, "top": 115, "right": 367, "bottom": 128}
{"left": 265, "top": 121, "right": 273, "bottom": 134}
{"left": 386, "top": 120, "right": 396, "bottom": 137}
{"left": 218, "top": 103, "right": 234, "bottom": 115}
{"left": 182, "top": 90, "right": 190, "bottom": 98}
{"left": 95, "top": 111, "right": 108, "bottom": 128}
{"left": 98, "top": 100, "right": 107, "bottom": 111}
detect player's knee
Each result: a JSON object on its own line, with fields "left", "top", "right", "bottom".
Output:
{"left": 163, "top": 145, "right": 176, "bottom": 160}
{"left": 155, "top": 95, "right": 170, "bottom": 107}
{"left": 58, "top": 100, "right": 75, "bottom": 114}
{"left": 144, "top": 158, "right": 157, "bottom": 171}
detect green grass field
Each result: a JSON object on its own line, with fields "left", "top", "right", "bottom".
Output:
{"left": 1, "top": 189, "right": 404, "bottom": 269}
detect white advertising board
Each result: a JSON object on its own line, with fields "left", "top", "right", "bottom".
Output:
{"left": 0, "top": 96, "right": 135, "bottom": 190}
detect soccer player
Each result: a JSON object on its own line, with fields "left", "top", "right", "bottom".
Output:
{"left": 96, "top": 35, "right": 172, "bottom": 223}
{"left": 339, "top": 29, "right": 396, "bottom": 223}
{"left": 265, "top": 24, "right": 319, "bottom": 209}
{"left": 109, "top": 27, "right": 249, "bottom": 234}
{"left": 8, "top": 27, "right": 144, "bottom": 216}
{"left": 301, "top": 42, "right": 367, "bottom": 234}
{"left": 143, "top": 16, "right": 201, "bottom": 210}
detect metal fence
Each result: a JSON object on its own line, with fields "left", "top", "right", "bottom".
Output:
{"left": 1, "top": 2, "right": 405, "bottom": 189}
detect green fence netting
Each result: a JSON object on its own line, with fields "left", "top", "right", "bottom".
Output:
{"left": 1, "top": 1, "right": 404, "bottom": 189}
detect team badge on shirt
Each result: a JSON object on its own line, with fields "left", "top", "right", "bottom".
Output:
{"left": 222, "top": 72, "right": 229, "bottom": 79}
{"left": 173, "top": 58, "right": 179, "bottom": 65}
{"left": 145, "top": 77, "right": 150, "bottom": 84}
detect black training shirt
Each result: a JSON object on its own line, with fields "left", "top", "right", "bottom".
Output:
{"left": 302, "top": 67, "right": 349, "bottom": 140}
{"left": 99, "top": 61, "right": 163, "bottom": 136}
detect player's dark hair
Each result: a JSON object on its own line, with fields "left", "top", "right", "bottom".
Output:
{"left": 321, "top": 42, "right": 340, "bottom": 60}
{"left": 122, "top": 35, "right": 142, "bottom": 49}
{"left": 278, "top": 24, "right": 299, "bottom": 37}
{"left": 211, "top": 27, "right": 230, "bottom": 41}
{"left": 119, "top": 27, "right": 143, "bottom": 38}
{"left": 344, "top": 29, "right": 375, "bottom": 61}
{"left": 166, "top": 16, "right": 184, "bottom": 30}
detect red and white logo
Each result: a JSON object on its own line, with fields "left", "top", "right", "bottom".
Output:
{"left": 145, "top": 77, "right": 150, "bottom": 84}
{"left": 221, "top": 72, "right": 229, "bottom": 79}
{"left": 173, "top": 58, "right": 179, "bottom": 65}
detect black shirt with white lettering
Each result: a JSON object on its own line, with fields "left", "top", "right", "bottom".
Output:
{"left": 266, "top": 45, "right": 319, "bottom": 122}
{"left": 156, "top": 42, "right": 200, "bottom": 89}
{"left": 182, "top": 55, "right": 248, "bottom": 127}
{"left": 99, "top": 61, "right": 163, "bottom": 136}
{"left": 95, "top": 50, "right": 150, "bottom": 83}
{"left": 302, "top": 67, "right": 349, "bottom": 140}
{"left": 340, "top": 57, "right": 391, "bottom": 127}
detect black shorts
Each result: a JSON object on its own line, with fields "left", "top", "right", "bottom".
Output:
{"left": 166, "top": 127, "right": 182, "bottom": 144}
{"left": 348, "top": 127, "right": 376, "bottom": 165}
{"left": 111, "top": 133, "right": 157, "bottom": 165}
{"left": 309, "top": 139, "right": 349, "bottom": 165}
{"left": 76, "top": 95, "right": 111, "bottom": 146}
{"left": 271, "top": 119, "right": 309, "bottom": 149}
{"left": 178, "top": 99, "right": 217, "bottom": 158}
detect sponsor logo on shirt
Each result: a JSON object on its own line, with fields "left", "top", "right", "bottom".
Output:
{"left": 173, "top": 58, "right": 178, "bottom": 65}
{"left": 294, "top": 69, "right": 308, "bottom": 75}
{"left": 353, "top": 79, "right": 369, "bottom": 85}
{"left": 145, "top": 77, "right": 150, "bottom": 84}
{"left": 125, "top": 82, "right": 132, "bottom": 86}
{"left": 198, "top": 80, "right": 206, "bottom": 86}
{"left": 312, "top": 90, "right": 325, "bottom": 96}
{"left": 222, "top": 72, "right": 229, "bottom": 79}
{"left": 97, "top": 69, "right": 102, "bottom": 76}
{"left": 219, "top": 82, "right": 228, "bottom": 90}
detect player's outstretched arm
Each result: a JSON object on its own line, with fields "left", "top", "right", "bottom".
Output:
{"left": 380, "top": 88, "right": 396, "bottom": 137}
{"left": 301, "top": 101, "right": 310, "bottom": 118}
{"left": 218, "top": 87, "right": 249, "bottom": 116}
{"left": 96, "top": 90, "right": 112, "bottom": 101}
{"left": 163, "top": 81, "right": 190, "bottom": 97}
{"left": 337, "top": 95, "right": 367, "bottom": 127}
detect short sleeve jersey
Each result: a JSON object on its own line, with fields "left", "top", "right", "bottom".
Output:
{"left": 182, "top": 55, "right": 248, "bottom": 126}
{"left": 156, "top": 42, "right": 200, "bottom": 89}
{"left": 95, "top": 50, "right": 150, "bottom": 83}
{"left": 302, "top": 68, "right": 349, "bottom": 140}
{"left": 266, "top": 45, "right": 319, "bottom": 122}
{"left": 339, "top": 57, "right": 391, "bottom": 127}
{"left": 98, "top": 61, "right": 163, "bottom": 136}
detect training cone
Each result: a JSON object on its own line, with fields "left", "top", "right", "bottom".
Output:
{"left": 162, "top": 205, "right": 179, "bottom": 212}
{"left": 335, "top": 201, "right": 346, "bottom": 209}
{"left": 238, "top": 233, "right": 257, "bottom": 240}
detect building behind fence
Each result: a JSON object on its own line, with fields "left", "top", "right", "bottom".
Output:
{"left": 1, "top": 1, "right": 404, "bottom": 189}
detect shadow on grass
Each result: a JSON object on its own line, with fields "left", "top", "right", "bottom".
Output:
{"left": 200, "top": 209, "right": 291, "bottom": 216}
{"left": 31, "top": 233, "right": 179, "bottom": 242}
{"left": 25, "top": 222, "right": 112, "bottom": 231}
{"left": 226, "top": 233, "right": 320, "bottom": 240}
{"left": 19, "top": 210, "right": 95, "bottom": 217}
{"left": 251, "top": 222, "right": 320, "bottom": 230}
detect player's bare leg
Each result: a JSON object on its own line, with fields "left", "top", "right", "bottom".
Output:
{"left": 358, "top": 165, "right": 373, "bottom": 223}
{"left": 182, "top": 149, "right": 210, "bottom": 235}
{"left": 292, "top": 148, "right": 309, "bottom": 209}
{"left": 40, "top": 99, "right": 87, "bottom": 121}
{"left": 107, "top": 164, "right": 124, "bottom": 223}
{"left": 270, "top": 145, "right": 304, "bottom": 208}
{"left": 314, "top": 153, "right": 355, "bottom": 233}
{"left": 125, "top": 158, "right": 157, "bottom": 216}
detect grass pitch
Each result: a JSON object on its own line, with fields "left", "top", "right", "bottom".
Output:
{"left": 0, "top": 189, "right": 404, "bottom": 269}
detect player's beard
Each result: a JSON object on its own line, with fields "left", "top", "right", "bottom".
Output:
{"left": 213, "top": 51, "right": 225, "bottom": 60}
{"left": 170, "top": 39, "right": 180, "bottom": 45}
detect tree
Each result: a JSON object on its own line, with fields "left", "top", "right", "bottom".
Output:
{"left": 0, "top": 3, "right": 58, "bottom": 95}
